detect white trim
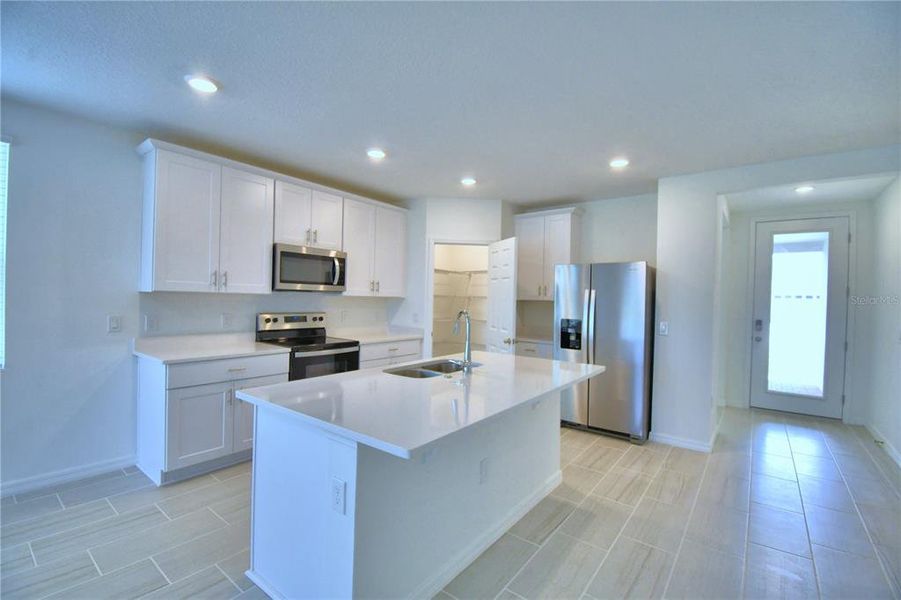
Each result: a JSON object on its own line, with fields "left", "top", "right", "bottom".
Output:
{"left": 410, "top": 470, "right": 562, "bottom": 599}
{"left": 649, "top": 431, "right": 712, "bottom": 453}
{"left": 865, "top": 424, "right": 901, "bottom": 469}
{"left": 1, "top": 454, "right": 136, "bottom": 497}
{"left": 514, "top": 205, "right": 581, "bottom": 219}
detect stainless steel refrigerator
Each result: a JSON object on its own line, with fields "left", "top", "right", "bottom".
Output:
{"left": 554, "top": 262, "right": 655, "bottom": 441}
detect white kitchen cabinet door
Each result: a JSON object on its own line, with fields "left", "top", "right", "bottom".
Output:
{"left": 342, "top": 198, "right": 376, "bottom": 296}
{"left": 274, "top": 180, "right": 313, "bottom": 246}
{"left": 515, "top": 216, "right": 545, "bottom": 300}
{"left": 373, "top": 207, "right": 406, "bottom": 297}
{"left": 151, "top": 150, "right": 222, "bottom": 292}
{"left": 166, "top": 381, "right": 233, "bottom": 470}
{"left": 310, "top": 190, "right": 343, "bottom": 250}
{"left": 233, "top": 373, "right": 288, "bottom": 452}
{"left": 219, "top": 167, "right": 275, "bottom": 294}
{"left": 543, "top": 212, "right": 572, "bottom": 300}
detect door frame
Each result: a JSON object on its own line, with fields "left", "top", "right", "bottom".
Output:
{"left": 741, "top": 208, "right": 860, "bottom": 422}
{"left": 424, "top": 238, "right": 496, "bottom": 359}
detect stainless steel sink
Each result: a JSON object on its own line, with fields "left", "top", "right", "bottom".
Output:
{"left": 383, "top": 359, "right": 482, "bottom": 379}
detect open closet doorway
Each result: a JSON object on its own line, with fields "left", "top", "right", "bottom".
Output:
{"left": 431, "top": 244, "right": 489, "bottom": 356}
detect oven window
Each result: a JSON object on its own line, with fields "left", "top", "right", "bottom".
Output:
{"left": 280, "top": 252, "right": 335, "bottom": 284}
{"left": 292, "top": 351, "right": 359, "bottom": 381}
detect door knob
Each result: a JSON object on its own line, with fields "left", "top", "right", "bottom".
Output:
{"left": 503, "top": 337, "right": 513, "bottom": 345}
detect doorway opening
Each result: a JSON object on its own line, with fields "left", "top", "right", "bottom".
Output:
{"left": 432, "top": 244, "right": 489, "bottom": 357}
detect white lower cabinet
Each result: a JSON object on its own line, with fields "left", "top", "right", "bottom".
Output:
{"left": 515, "top": 341, "right": 553, "bottom": 359}
{"left": 359, "top": 338, "right": 422, "bottom": 370}
{"left": 138, "top": 354, "right": 288, "bottom": 485}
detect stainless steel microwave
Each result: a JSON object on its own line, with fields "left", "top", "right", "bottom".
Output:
{"left": 273, "top": 244, "right": 346, "bottom": 292}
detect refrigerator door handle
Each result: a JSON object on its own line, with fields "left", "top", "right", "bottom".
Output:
{"left": 587, "top": 289, "right": 597, "bottom": 365}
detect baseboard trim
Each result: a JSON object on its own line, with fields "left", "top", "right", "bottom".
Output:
{"left": 245, "top": 569, "right": 285, "bottom": 600}
{"left": 864, "top": 423, "right": 901, "bottom": 469}
{"left": 650, "top": 431, "right": 713, "bottom": 453}
{"left": 1, "top": 454, "right": 136, "bottom": 498}
{"left": 412, "top": 469, "right": 563, "bottom": 600}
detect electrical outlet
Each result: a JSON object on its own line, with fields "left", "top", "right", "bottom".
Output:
{"left": 658, "top": 320, "right": 669, "bottom": 336}
{"left": 479, "top": 457, "right": 489, "bottom": 484}
{"left": 331, "top": 477, "right": 346, "bottom": 514}
{"left": 220, "top": 312, "right": 234, "bottom": 329}
{"left": 143, "top": 314, "right": 159, "bottom": 333}
{"left": 340, "top": 309, "right": 349, "bottom": 324}
{"left": 107, "top": 315, "right": 122, "bottom": 334}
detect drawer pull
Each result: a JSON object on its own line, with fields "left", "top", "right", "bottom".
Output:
{"left": 387, "top": 347, "right": 400, "bottom": 352}
{"left": 227, "top": 367, "right": 247, "bottom": 373}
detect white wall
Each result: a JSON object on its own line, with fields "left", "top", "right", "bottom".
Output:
{"left": 434, "top": 244, "right": 488, "bottom": 272}
{"left": 0, "top": 99, "right": 400, "bottom": 491}
{"left": 865, "top": 178, "right": 900, "bottom": 460}
{"left": 653, "top": 145, "right": 900, "bottom": 451}
{"left": 722, "top": 199, "right": 876, "bottom": 426}
{"left": 577, "top": 193, "right": 658, "bottom": 265}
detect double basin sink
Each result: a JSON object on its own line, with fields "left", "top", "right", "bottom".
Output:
{"left": 384, "top": 359, "right": 481, "bottom": 379}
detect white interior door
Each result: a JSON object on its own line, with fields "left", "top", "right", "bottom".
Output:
{"left": 219, "top": 167, "right": 275, "bottom": 294}
{"left": 487, "top": 237, "right": 517, "bottom": 354}
{"left": 750, "top": 217, "right": 850, "bottom": 418}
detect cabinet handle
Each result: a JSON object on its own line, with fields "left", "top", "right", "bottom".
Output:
{"left": 537, "top": 284, "right": 541, "bottom": 296}
{"left": 222, "top": 271, "right": 228, "bottom": 290}
{"left": 524, "top": 348, "right": 536, "bottom": 353}
{"left": 313, "top": 229, "right": 318, "bottom": 243}
{"left": 387, "top": 347, "right": 399, "bottom": 352}
{"left": 227, "top": 367, "right": 246, "bottom": 373}
{"left": 370, "top": 280, "right": 375, "bottom": 291}
{"left": 376, "top": 281, "right": 380, "bottom": 293}
{"left": 211, "top": 270, "right": 218, "bottom": 289}
{"left": 305, "top": 229, "right": 311, "bottom": 244}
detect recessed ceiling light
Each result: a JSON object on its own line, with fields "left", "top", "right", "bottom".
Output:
{"left": 609, "top": 157, "right": 630, "bottom": 169}
{"left": 795, "top": 185, "right": 815, "bottom": 194}
{"left": 461, "top": 177, "right": 477, "bottom": 187}
{"left": 367, "top": 148, "right": 386, "bottom": 161}
{"left": 184, "top": 74, "right": 218, "bottom": 94}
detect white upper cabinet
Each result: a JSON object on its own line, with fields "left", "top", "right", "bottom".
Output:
{"left": 515, "top": 208, "right": 580, "bottom": 301}
{"left": 274, "top": 182, "right": 343, "bottom": 250}
{"left": 219, "top": 167, "right": 275, "bottom": 294}
{"left": 342, "top": 198, "right": 406, "bottom": 297}
{"left": 145, "top": 150, "right": 222, "bottom": 292}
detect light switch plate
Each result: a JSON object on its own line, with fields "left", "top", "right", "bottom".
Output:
{"left": 107, "top": 315, "right": 122, "bottom": 334}
{"left": 331, "top": 477, "right": 346, "bottom": 515}
{"left": 658, "top": 321, "right": 669, "bottom": 336}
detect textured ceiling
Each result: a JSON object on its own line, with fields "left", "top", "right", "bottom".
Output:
{"left": 2, "top": 2, "right": 899, "bottom": 204}
{"left": 725, "top": 173, "right": 897, "bottom": 212}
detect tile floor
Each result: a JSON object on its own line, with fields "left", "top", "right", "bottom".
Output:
{"left": 0, "top": 408, "right": 898, "bottom": 599}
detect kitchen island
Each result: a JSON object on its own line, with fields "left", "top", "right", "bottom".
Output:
{"left": 236, "top": 351, "right": 604, "bottom": 599}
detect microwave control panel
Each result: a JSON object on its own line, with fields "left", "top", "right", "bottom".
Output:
{"left": 560, "top": 319, "right": 582, "bottom": 350}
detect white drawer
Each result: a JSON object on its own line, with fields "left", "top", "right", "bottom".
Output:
{"left": 516, "top": 342, "right": 540, "bottom": 357}
{"left": 359, "top": 339, "right": 421, "bottom": 362}
{"left": 361, "top": 357, "right": 392, "bottom": 369}
{"left": 167, "top": 353, "right": 288, "bottom": 389}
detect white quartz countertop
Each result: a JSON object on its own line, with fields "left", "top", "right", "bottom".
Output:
{"left": 333, "top": 327, "right": 424, "bottom": 345}
{"left": 236, "top": 351, "right": 604, "bottom": 459}
{"left": 133, "top": 334, "right": 290, "bottom": 364}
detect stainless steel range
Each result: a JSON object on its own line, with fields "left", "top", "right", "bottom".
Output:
{"left": 256, "top": 312, "right": 359, "bottom": 381}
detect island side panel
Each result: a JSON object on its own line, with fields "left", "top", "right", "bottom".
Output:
{"left": 248, "top": 409, "right": 358, "bottom": 599}
{"left": 351, "top": 392, "right": 562, "bottom": 599}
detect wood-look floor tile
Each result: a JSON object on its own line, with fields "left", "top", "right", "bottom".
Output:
{"left": 0, "top": 543, "right": 34, "bottom": 576}
{"left": 748, "top": 502, "right": 811, "bottom": 558}
{"left": 705, "top": 452, "right": 751, "bottom": 483}
{"left": 644, "top": 470, "right": 700, "bottom": 508}
{"left": 845, "top": 475, "right": 900, "bottom": 508}
{"left": 751, "top": 452, "right": 797, "bottom": 481}
{"left": 559, "top": 496, "right": 632, "bottom": 550}
{"left": 806, "top": 504, "right": 875, "bottom": 557}
{"left": 141, "top": 565, "right": 239, "bottom": 599}
{"left": 593, "top": 468, "right": 652, "bottom": 507}
{"left": 874, "top": 543, "right": 901, "bottom": 597}
{"left": 857, "top": 502, "right": 901, "bottom": 549}
{"left": 663, "top": 448, "right": 707, "bottom": 477}
{"left": 509, "top": 495, "right": 577, "bottom": 545}
{"left": 1, "top": 499, "right": 116, "bottom": 547}
{"left": 551, "top": 465, "right": 605, "bottom": 504}
{"left": 1, "top": 496, "right": 16, "bottom": 506}
{"left": 793, "top": 454, "right": 842, "bottom": 482}
{"left": 0, "top": 494, "right": 63, "bottom": 525}
{"left": 561, "top": 441, "right": 588, "bottom": 465}
{"left": 586, "top": 536, "right": 673, "bottom": 600}
{"left": 217, "top": 548, "right": 253, "bottom": 591}
{"left": 797, "top": 474, "right": 855, "bottom": 512}
{"left": 445, "top": 533, "right": 537, "bottom": 600}
{"left": 106, "top": 474, "right": 218, "bottom": 514}
{"left": 90, "top": 508, "right": 227, "bottom": 574}
{"left": 562, "top": 428, "right": 601, "bottom": 450}
{"left": 573, "top": 444, "right": 626, "bottom": 473}
{"left": 812, "top": 544, "right": 893, "bottom": 599}
{"left": 621, "top": 497, "right": 688, "bottom": 554}
{"left": 744, "top": 543, "right": 817, "bottom": 599}
{"left": 696, "top": 474, "right": 750, "bottom": 512}
{"left": 234, "top": 584, "right": 273, "bottom": 599}
{"left": 751, "top": 473, "right": 803, "bottom": 513}
{"left": 152, "top": 517, "right": 250, "bottom": 583}
{"left": 508, "top": 531, "right": 606, "bottom": 600}
{"left": 616, "top": 447, "right": 666, "bottom": 476}
{"left": 157, "top": 473, "right": 250, "bottom": 519}
{"left": 833, "top": 452, "right": 885, "bottom": 482}
{"left": 58, "top": 472, "right": 153, "bottom": 508}
{"left": 15, "top": 470, "right": 124, "bottom": 503}
{"left": 31, "top": 505, "right": 169, "bottom": 565}
{"left": 45, "top": 558, "right": 168, "bottom": 599}
{"left": 210, "top": 461, "right": 252, "bottom": 482}
{"left": 209, "top": 490, "right": 251, "bottom": 525}
{"left": 122, "top": 466, "right": 141, "bottom": 475}
{"left": 685, "top": 500, "right": 748, "bottom": 558}
{"left": 752, "top": 429, "right": 792, "bottom": 458}
{"left": 0, "top": 551, "right": 99, "bottom": 599}
{"left": 664, "top": 539, "right": 743, "bottom": 600}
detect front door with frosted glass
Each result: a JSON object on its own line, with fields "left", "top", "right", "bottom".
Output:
{"left": 750, "top": 217, "right": 850, "bottom": 418}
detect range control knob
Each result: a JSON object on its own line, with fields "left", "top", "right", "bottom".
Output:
{"left": 264, "top": 318, "right": 271, "bottom": 323}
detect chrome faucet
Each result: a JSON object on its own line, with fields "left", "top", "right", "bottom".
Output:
{"left": 453, "top": 309, "right": 473, "bottom": 370}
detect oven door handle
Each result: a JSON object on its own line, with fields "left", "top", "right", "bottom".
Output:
{"left": 294, "top": 346, "right": 359, "bottom": 359}
{"left": 332, "top": 257, "right": 341, "bottom": 286}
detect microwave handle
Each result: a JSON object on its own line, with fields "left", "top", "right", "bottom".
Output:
{"left": 332, "top": 257, "right": 341, "bottom": 286}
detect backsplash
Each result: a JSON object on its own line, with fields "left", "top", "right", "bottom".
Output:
{"left": 138, "top": 292, "right": 398, "bottom": 337}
